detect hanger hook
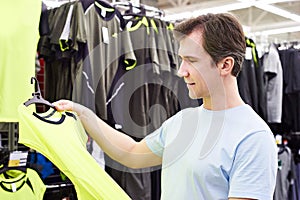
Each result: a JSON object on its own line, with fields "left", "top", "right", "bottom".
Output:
{"left": 30, "top": 77, "right": 41, "bottom": 96}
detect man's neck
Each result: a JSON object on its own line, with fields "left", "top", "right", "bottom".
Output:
{"left": 202, "top": 79, "right": 244, "bottom": 111}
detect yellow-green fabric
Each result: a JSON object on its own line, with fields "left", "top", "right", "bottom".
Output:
{"left": 18, "top": 104, "right": 131, "bottom": 200}
{"left": 0, "top": 168, "right": 46, "bottom": 200}
{"left": 0, "top": 1, "right": 41, "bottom": 122}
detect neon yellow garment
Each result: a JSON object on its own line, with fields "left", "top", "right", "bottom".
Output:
{"left": 0, "top": 0, "right": 41, "bottom": 122}
{"left": 18, "top": 104, "right": 131, "bottom": 200}
{"left": 0, "top": 168, "right": 46, "bottom": 200}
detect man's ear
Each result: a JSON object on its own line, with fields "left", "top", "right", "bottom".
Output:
{"left": 217, "top": 57, "right": 234, "bottom": 76}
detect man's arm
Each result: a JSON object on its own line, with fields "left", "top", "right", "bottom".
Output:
{"left": 54, "top": 100, "right": 162, "bottom": 169}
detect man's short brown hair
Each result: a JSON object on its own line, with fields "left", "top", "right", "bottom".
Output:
{"left": 174, "top": 13, "right": 246, "bottom": 77}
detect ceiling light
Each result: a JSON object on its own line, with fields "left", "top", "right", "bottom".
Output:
{"left": 254, "top": 26, "right": 300, "bottom": 35}
{"left": 163, "top": 2, "right": 252, "bottom": 21}
{"left": 254, "top": 2, "right": 300, "bottom": 22}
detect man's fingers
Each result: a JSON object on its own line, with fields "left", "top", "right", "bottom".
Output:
{"left": 52, "top": 100, "right": 67, "bottom": 111}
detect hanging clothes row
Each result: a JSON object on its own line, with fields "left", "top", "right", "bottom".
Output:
{"left": 37, "top": 1, "right": 199, "bottom": 200}
{"left": 237, "top": 38, "right": 300, "bottom": 133}
{"left": 103, "top": 4, "right": 189, "bottom": 200}
{"left": 237, "top": 37, "right": 267, "bottom": 121}
{"left": 278, "top": 43, "right": 300, "bottom": 132}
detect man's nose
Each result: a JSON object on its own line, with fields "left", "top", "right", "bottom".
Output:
{"left": 177, "top": 61, "right": 189, "bottom": 77}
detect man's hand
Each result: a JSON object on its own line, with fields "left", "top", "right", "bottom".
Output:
{"left": 53, "top": 100, "right": 74, "bottom": 111}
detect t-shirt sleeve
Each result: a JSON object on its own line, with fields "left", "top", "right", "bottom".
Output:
{"left": 144, "top": 121, "right": 168, "bottom": 157}
{"left": 145, "top": 110, "right": 185, "bottom": 158}
{"left": 228, "top": 130, "right": 278, "bottom": 199}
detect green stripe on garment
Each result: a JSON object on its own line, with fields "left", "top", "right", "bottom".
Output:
{"left": 246, "top": 38, "right": 258, "bottom": 67}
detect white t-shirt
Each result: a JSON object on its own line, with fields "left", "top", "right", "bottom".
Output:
{"left": 145, "top": 104, "right": 277, "bottom": 200}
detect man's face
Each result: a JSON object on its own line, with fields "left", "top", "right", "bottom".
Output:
{"left": 177, "top": 31, "right": 220, "bottom": 100}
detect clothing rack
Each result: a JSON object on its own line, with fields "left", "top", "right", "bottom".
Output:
{"left": 112, "top": 1, "right": 165, "bottom": 17}
{"left": 277, "top": 40, "right": 300, "bottom": 50}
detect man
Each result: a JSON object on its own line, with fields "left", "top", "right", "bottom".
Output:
{"left": 54, "top": 13, "right": 277, "bottom": 199}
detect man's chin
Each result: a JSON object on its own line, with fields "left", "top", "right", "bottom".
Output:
{"left": 188, "top": 92, "right": 199, "bottom": 100}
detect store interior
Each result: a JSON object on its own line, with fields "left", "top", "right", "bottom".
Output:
{"left": 1, "top": 0, "right": 300, "bottom": 199}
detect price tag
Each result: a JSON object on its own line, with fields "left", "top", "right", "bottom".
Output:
{"left": 102, "top": 27, "right": 109, "bottom": 44}
{"left": 8, "top": 151, "right": 28, "bottom": 167}
{"left": 12, "top": 183, "right": 17, "bottom": 193}
{"left": 101, "top": 8, "right": 106, "bottom": 18}
{"left": 275, "top": 134, "right": 282, "bottom": 145}
{"left": 245, "top": 47, "right": 252, "bottom": 60}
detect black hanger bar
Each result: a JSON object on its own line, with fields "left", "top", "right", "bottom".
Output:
{"left": 113, "top": 1, "right": 165, "bottom": 17}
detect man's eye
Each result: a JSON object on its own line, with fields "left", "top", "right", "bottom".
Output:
{"left": 188, "top": 59, "right": 197, "bottom": 63}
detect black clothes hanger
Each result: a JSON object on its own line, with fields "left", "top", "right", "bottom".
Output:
{"left": 113, "top": 1, "right": 164, "bottom": 18}
{"left": 123, "top": 2, "right": 134, "bottom": 15}
{"left": 114, "top": 2, "right": 143, "bottom": 18}
{"left": 23, "top": 77, "right": 56, "bottom": 110}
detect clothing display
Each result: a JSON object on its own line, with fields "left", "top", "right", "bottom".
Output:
{"left": 237, "top": 37, "right": 267, "bottom": 121}
{"left": 145, "top": 104, "right": 277, "bottom": 199}
{"left": 0, "top": 168, "right": 46, "bottom": 200}
{"left": 38, "top": 0, "right": 87, "bottom": 103}
{"left": 74, "top": 0, "right": 136, "bottom": 119}
{"left": 1, "top": 0, "right": 300, "bottom": 199}
{"left": 18, "top": 104, "right": 130, "bottom": 200}
{"left": 279, "top": 47, "right": 300, "bottom": 132}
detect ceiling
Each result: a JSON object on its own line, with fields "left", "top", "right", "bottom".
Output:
{"left": 140, "top": 0, "right": 300, "bottom": 45}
